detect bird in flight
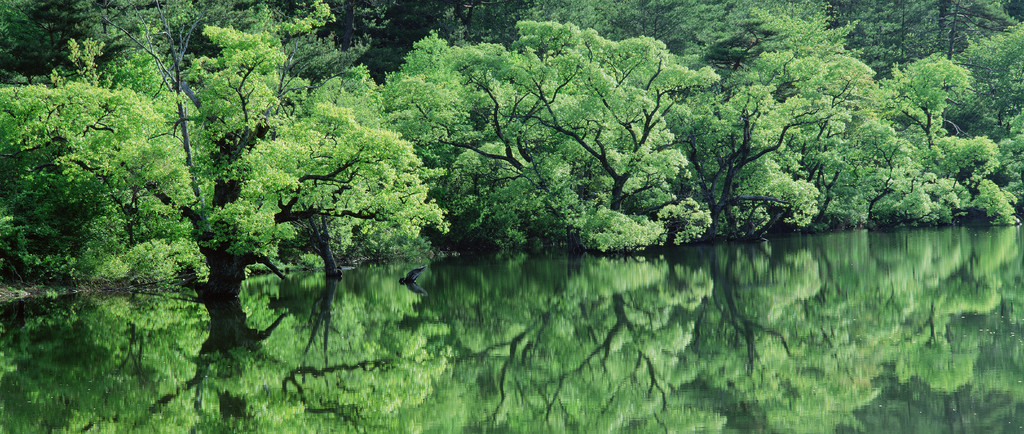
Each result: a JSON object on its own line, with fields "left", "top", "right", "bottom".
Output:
{"left": 399, "top": 265, "right": 427, "bottom": 285}
{"left": 400, "top": 265, "right": 429, "bottom": 296}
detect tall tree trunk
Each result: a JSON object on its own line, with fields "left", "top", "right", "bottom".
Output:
{"left": 341, "top": 0, "right": 355, "bottom": 51}
{"left": 946, "top": 0, "right": 959, "bottom": 59}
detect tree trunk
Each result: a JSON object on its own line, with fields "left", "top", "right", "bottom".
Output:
{"left": 197, "top": 247, "right": 252, "bottom": 300}
{"left": 308, "top": 216, "right": 342, "bottom": 277}
{"left": 702, "top": 201, "right": 726, "bottom": 242}
{"left": 567, "top": 226, "right": 586, "bottom": 253}
{"left": 341, "top": 0, "right": 355, "bottom": 51}
{"left": 610, "top": 175, "right": 627, "bottom": 211}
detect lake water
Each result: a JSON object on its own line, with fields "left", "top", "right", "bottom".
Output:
{"left": 2, "top": 227, "right": 1023, "bottom": 432}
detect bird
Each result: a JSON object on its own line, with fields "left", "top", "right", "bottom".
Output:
{"left": 399, "top": 265, "right": 427, "bottom": 285}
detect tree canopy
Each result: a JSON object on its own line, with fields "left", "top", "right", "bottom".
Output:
{"left": 1, "top": 0, "right": 1023, "bottom": 287}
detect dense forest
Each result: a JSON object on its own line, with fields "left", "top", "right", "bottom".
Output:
{"left": 2, "top": 0, "right": 1024, "bottom": 296}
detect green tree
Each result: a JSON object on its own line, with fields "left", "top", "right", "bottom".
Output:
{"left": 877, "top": 55, "right": 1016, "bottom": 224}
{"left": 959, "top": 23, "right": 1024, "bottom": 141}
{"left": 1, "top": 3, "right": 441, "bottom": 292}
{"left": 0, "top": 44, "right": 195, "bottom": 282}
{"left": 0, "top": 0, "right": 103, "bottom": 83}
{"left": 670, "top": 12, "right": 871, "bottom": 240}
{"left": 827, "top": 0, "right": 1015, "bottom": 74}
{"left": 385, "top": 21, "right": 715, "bottom": 251}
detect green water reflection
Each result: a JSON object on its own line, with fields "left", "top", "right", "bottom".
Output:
{"left": 2, "top": 227, "right": 1024, "bottom": 432}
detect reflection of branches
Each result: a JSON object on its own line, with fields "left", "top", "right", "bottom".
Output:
{"left": 150, "top": 363, "right": 207, "bottom": 413}
{"left": 542, "top": 294, "right": 635, "bottom": 420}
{"left": 114, "top": 323, "right": 148, "bottom": 385}
{"left": 540, "top": 293, "right": 672, "bottom": 422}
{"left": 281, "top": 359, "right": 389, "bottom": 418}
{"left": 470, "top": 280, "right": 694, "bottom": 426}
{"left": 640, "top": 352, "right": 668, "bottom": 411}
{"left": 304, "top": 279, "right": 340, "bottom": 367}
{"left": 499, "top": 314, "right": 550, "bottom": 410}
{"left": 702, "top": 248, "right": 793, "bottom": 370}
{"left": 693, "top": 305, "right": 707, "bottom": 354}
{"left": 579, "top": 294, "right": 632, "bottom": 371}
{"left": 282, "top": 360, "right": 389, "bottom": 393}
{"left": 457, "top": 313, "right": 553, "bottom": 420}
{"left": 714, "top": 282, "right": 791, "bottom": 369}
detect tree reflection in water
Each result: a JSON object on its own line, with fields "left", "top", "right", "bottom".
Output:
{"left": 2, "top": 227, "right": 1024, "bottom": 431}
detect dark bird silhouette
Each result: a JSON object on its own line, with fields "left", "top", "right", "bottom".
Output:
{"left": 399, "top": 265, "right": 427, "bottom": 285}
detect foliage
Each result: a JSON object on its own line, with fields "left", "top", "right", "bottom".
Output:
{"left": 0, "top": 0, "right": 103, "bottom": 83}
{"left": 671, "top": 11, "right": 873, "bottom": 239}
{"left": 4, "top": 0, "right": 1024, "bottom": 283}
{"left": 1, "top": 5, "right": 441, "bottom": 291}
{"left": 385, "top": 21, "right": 717, "bottom": 251}
{"left": 958, "top": 24, "right": 1024, "bottom": 140}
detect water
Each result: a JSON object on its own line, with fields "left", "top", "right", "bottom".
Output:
{"left": 2, "top": 227, "right": 1023, "bottom": 432}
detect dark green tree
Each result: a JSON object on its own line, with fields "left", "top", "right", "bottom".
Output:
{"left": 0, "top": 0, "right": 102, "bottom": 83}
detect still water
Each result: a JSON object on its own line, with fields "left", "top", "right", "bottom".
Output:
{"left": 2, "top": 227, "right": 1023, "bottom": 432}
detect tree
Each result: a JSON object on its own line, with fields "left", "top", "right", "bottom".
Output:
{"left": 958, "top": 23, "right": 1024, "bottom": 141}
{"left": 138, "top": 16, "right": 440, "bottom": 296}
{"left": 827, "top": 0, "right": 1015, "bottom": 74}
{"left": 0, "top": 0, "right": 103, "bottom": 83}
{"left": 385, "top": 21, "right": 715, "bottom": 251}
{"left": 1, "top": 2, "right": 441, "bottom": 294}
{"left": 0, "top": 41, "right": 195, "bottom": 282}
{"left": 936, "top": 0, "right": 1015, "bottom": 60}
{"left": 670, "top": 12, "right": 871, "bottom": 240}
{"left": 879, "top": 55, "right": 1016, "bottom": 224}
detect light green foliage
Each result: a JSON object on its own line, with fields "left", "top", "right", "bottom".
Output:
{"left": 876, "top": 57, "right": 1017, "bottom": 225}
{"left": 2, "top": 12, "right": 441, "bottom": 286}
{"left": 885, "top": 55, "right": 971, "bottom": 146}
{"left": 277, "top": 0, "right": 332, "bottom": 35}
{"left": 999, "top": 130, "right": 1024, "bottom": 215}
{"left": 0, "top": 209, "right": 13, "bottom": 274}
{"left": 194, "top": 26, "right": 286, "bottom": 130}
{"left": 961, "top": 23, "right": 1024, "bottom": 141}
{"left": 263, "top": 98, "right": 445, "bottom": 259}
{"left": 657, "top": 198, "right": 712, "bottom": 244}
{"left": 0, "top": 73, "right": 190, "bottom": 281}
{"left": 273, "top": 103, "right": 441, "bottom": 229}
{"left": 935, "top": 135, "right": 1000, "bottom": 189}
{"left": 576, "top": 208, "right": 665, "bottom": 252}
{"left": 107, "top": 239, "right": 205, "bottom": 282}
{"left": 0, "top": 81, "right": 183, "bottom": 188}
{"left": 673, "top": 12, "right": 873, "bottom": 239}
{"left": 386, "top": 21, "right": 717, "bottom": 251}
{"left": 973, "top": 179, "right": 1017, "bottom": 224}
{"left": 65, "top": 38, "right": 105, "bottom": 85}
